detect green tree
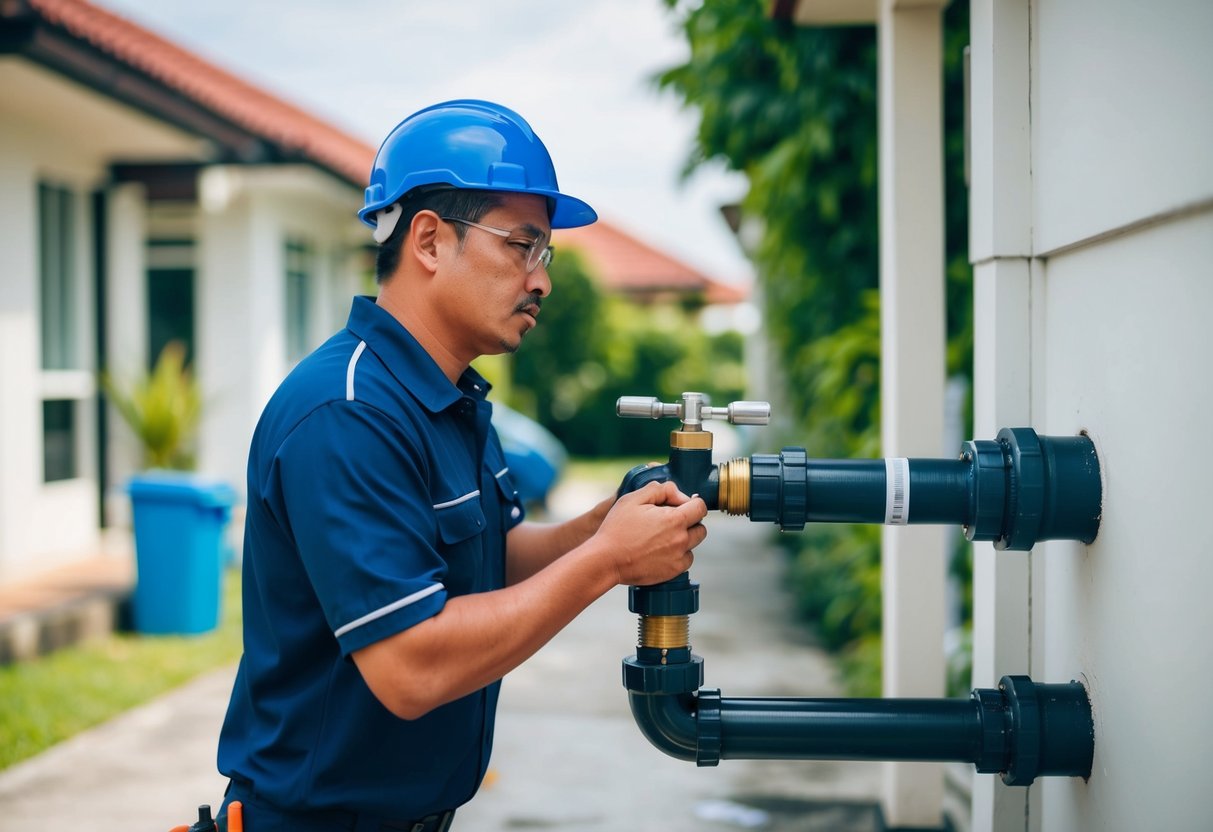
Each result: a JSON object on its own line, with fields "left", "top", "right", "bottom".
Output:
{"left": 508, "top": 243, "right": 748, "bottom": 459}
{"left": 659, "top": 0, "right": 973, "bottom": 694}
{"left": 510, "top": 248, "right": 606, "bottom": 423}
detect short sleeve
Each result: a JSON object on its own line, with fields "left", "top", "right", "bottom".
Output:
{"left": 268, "top": 402, "right": 448, "bottom": 656}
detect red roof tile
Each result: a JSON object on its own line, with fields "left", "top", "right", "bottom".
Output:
{"left": 28, "top": 0, "right": 374, "bottom": 185}
{"left": 20, "top": 1, "right": 750, "bottom": 303}
{"left": 555, "top": 220, "right": 749, "bottom": 303}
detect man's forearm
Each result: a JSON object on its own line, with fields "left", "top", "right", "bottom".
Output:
{"left": 505, "top": 500, "right": 610, "bottom": 583}
{"left": 353, "top": 538, "right": 615, "bottom": 719}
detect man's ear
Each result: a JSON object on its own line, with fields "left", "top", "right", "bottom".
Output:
{"left": 408, "top": 210, "right": 442, "bottom": 275}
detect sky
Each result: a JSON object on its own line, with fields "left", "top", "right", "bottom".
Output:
{"left": 99, "top": 0, "right": 754, "bottom": 286}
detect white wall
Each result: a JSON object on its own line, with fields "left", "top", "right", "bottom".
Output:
{"left": 971, "top": 0, "right": 1213, "bottom": 829}
{"left": 1032, "top": 213, "right": 1213, "bottom": 831}
{"left": 0, "top": 121, "right": 103, "bottom": 581}
{"left": 0, "top": 95, "right": 364, "bottom": 583}
{"left": 196, "top": 166, "right": 365, "bottom": 497}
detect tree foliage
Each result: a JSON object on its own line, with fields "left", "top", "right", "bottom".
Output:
{"left": 658, "top": 0, "right": 881, "bottom": 451}
{"left": 659, "top": 0, "right": 973, "bottom": 695}
{"left": 509, "top": 249, "right": 746, "bottom": 457}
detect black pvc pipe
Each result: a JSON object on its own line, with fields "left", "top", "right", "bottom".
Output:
{"left": 802, "top": 459, "right": 969, "bottom": 525}
{"left": 628, "top": 691, "right": 990, "bottom": 766}
{"left": 716, "top": 696, "right": 984, "bottom": 762}
{"left": 746, "top": 430, "right": 1101, "bottom": 548}
{"left": 625, "top": 677, "right": 1094, "bottom": 785}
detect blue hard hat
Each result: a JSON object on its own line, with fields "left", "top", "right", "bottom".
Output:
{"left": 359, "top": 99, "right": 597, "bottom": 234}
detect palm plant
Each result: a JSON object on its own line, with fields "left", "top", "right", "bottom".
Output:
{"left": 101, "top": 341, "right": 202, "bottom": 470}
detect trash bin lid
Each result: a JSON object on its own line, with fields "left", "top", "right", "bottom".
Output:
{"left": 127, "top": 471, "right": 237, "bottom": 508}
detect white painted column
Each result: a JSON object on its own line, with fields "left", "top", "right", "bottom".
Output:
{"left": 877, "top": 0, "right": 948, "bottom": 825}
{"left": 968, "top": 1, "right": 1033, "bottom": 829}
{"left": 0, "top": 160, "right": 40, "bottom": 581}
{"left": 103, "top": 182, "right": 149, "bottom": 523}
{"left": 197, "top": 169, "right": 286, "bottom": 493}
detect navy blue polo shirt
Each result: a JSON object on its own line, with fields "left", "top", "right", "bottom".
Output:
{"left": 217, "top": 296, "right": 525, "bottom": 819}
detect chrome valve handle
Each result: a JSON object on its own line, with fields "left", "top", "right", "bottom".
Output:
{"left": 616, "top": 392, "right": 771, "bottom": 431}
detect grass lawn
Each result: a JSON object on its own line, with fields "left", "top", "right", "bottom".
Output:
{"left": 0, "top": 568, "right": 243, "bottom": 771}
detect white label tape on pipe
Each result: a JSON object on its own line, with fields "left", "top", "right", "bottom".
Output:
{"left": 884, "top": 458, "right": 910, "bottom": 525}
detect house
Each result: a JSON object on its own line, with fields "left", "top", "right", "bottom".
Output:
{"left": 0, "top": 0, "right": 748, "bottom": 597}
{"left": 0, "top": 0, "right": 375, "bottom": 588}
{"left": 778, "top": 1, "right": 1212, "bottom": 830}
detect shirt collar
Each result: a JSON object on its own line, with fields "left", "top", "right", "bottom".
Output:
{"left": 345, "top": 296, "right": 492, "bottom": 413}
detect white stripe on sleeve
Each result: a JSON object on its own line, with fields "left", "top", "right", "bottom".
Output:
{"left": 333, "top": 583, "right": 444, "bottom": 639}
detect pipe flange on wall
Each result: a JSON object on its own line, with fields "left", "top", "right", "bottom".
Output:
{"left": 964, "top": 429, "right": 1102, "bottom": 550}
{"left": 998, "top": 675, "right": 1095, "bottom": 786}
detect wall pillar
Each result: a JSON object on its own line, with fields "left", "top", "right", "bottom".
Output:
{"left": 968, "top": 0, "right": 1032, "bottom": 829}
{"left": 877, "top": 0, "right": 949, "bottom": 825}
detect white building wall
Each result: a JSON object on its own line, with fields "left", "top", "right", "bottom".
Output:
{"left": 1033, "top": 214, "right": 1213, "bottom": 831}
{"left": 196, "top": 166, "right": 364, "bottom": 497}
{"left": 0, "top": 122, "right": 104, "bottom": 581}
{"left": 971, "top": 0, "right": 1213, "bottom": 829}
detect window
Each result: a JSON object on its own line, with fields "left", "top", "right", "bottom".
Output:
{"left": 39, "top": 181, "right": 88, "bottom": 484}
{"left": 43, "top": 400, "right": 77, "bottom": 482}
{"left": 285, "top": 238, "right": 313, "bottom": 363}
{"left": 146, "top": 239, "right": 196, "bottom": 368}
{"left": 39, "top": 183, "right": 76, "bottom": 371}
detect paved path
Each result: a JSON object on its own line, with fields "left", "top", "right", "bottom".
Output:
{"left": 0, "top": 481, "right": 883, "bottom": 831}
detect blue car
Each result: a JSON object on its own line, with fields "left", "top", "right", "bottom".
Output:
{"left": 491, "top": 404, "right": 568, "bottom": 507}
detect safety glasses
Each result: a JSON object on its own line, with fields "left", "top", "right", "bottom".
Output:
{"left": 441, "top": 217, "right": 553, "bottom": 274}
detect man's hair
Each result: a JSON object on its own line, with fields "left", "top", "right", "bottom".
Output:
{"left": 375, "top": 189, "right": 504, "bottom": 284}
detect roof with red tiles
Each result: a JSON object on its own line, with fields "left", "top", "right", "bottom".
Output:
{"left": 24, "top": 0, "right": 374, "bottom": 185}
{"left": 556, "top": 220, "right": 749, "bottom": 304}
{"left": 13, "top": 0, "right": 748, "bottom": 304}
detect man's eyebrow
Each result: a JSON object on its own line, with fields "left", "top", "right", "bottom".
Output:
{"left": 517, "top": 223, "right": 549, "bottom": 240}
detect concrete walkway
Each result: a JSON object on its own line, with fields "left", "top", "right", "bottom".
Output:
{"left": 0, "top": 481, "right": 885, "bottom": 831}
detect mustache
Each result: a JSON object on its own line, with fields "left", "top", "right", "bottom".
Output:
{"left": 514, "top": 294, "right": 544, "bottom": 314}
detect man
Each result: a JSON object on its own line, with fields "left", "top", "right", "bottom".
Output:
{"left": 215, "top": 100, "right": 707, "bottom": 831}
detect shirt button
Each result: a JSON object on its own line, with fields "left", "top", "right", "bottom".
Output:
{"left": 511, "top": 506, "right": 521, "bottom": 520}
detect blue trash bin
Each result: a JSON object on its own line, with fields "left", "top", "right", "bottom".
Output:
{"left": 127, "top": 471, "right": 236, "bottom": 635}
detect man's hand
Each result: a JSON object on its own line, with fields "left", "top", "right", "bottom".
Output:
{"left": 356, "top": 480, "right": 708, "bottom": 720}
{"left": 594, "top": 480, "right": 708, "bottom": 586}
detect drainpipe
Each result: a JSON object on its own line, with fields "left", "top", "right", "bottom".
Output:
{"left": 615, "top": 393, "right": 1099, "bottom": 785}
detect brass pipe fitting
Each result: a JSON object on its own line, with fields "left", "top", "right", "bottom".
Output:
{"left": 670, "top": 429, "right": 713, "bottom": 450}
{"left": 639, "top": 615, "right": 690, "bottom": 649}
{"left": 717, "top": 457, "right": 750, "bottom": 516}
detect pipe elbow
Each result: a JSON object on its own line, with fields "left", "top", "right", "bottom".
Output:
{"left": 628, "top": 692, "right": 699, "bottom": 762}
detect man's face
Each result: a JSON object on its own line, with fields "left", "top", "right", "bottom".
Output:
{"left": 436, "top": 193, "right": 553, "bottom": 360}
